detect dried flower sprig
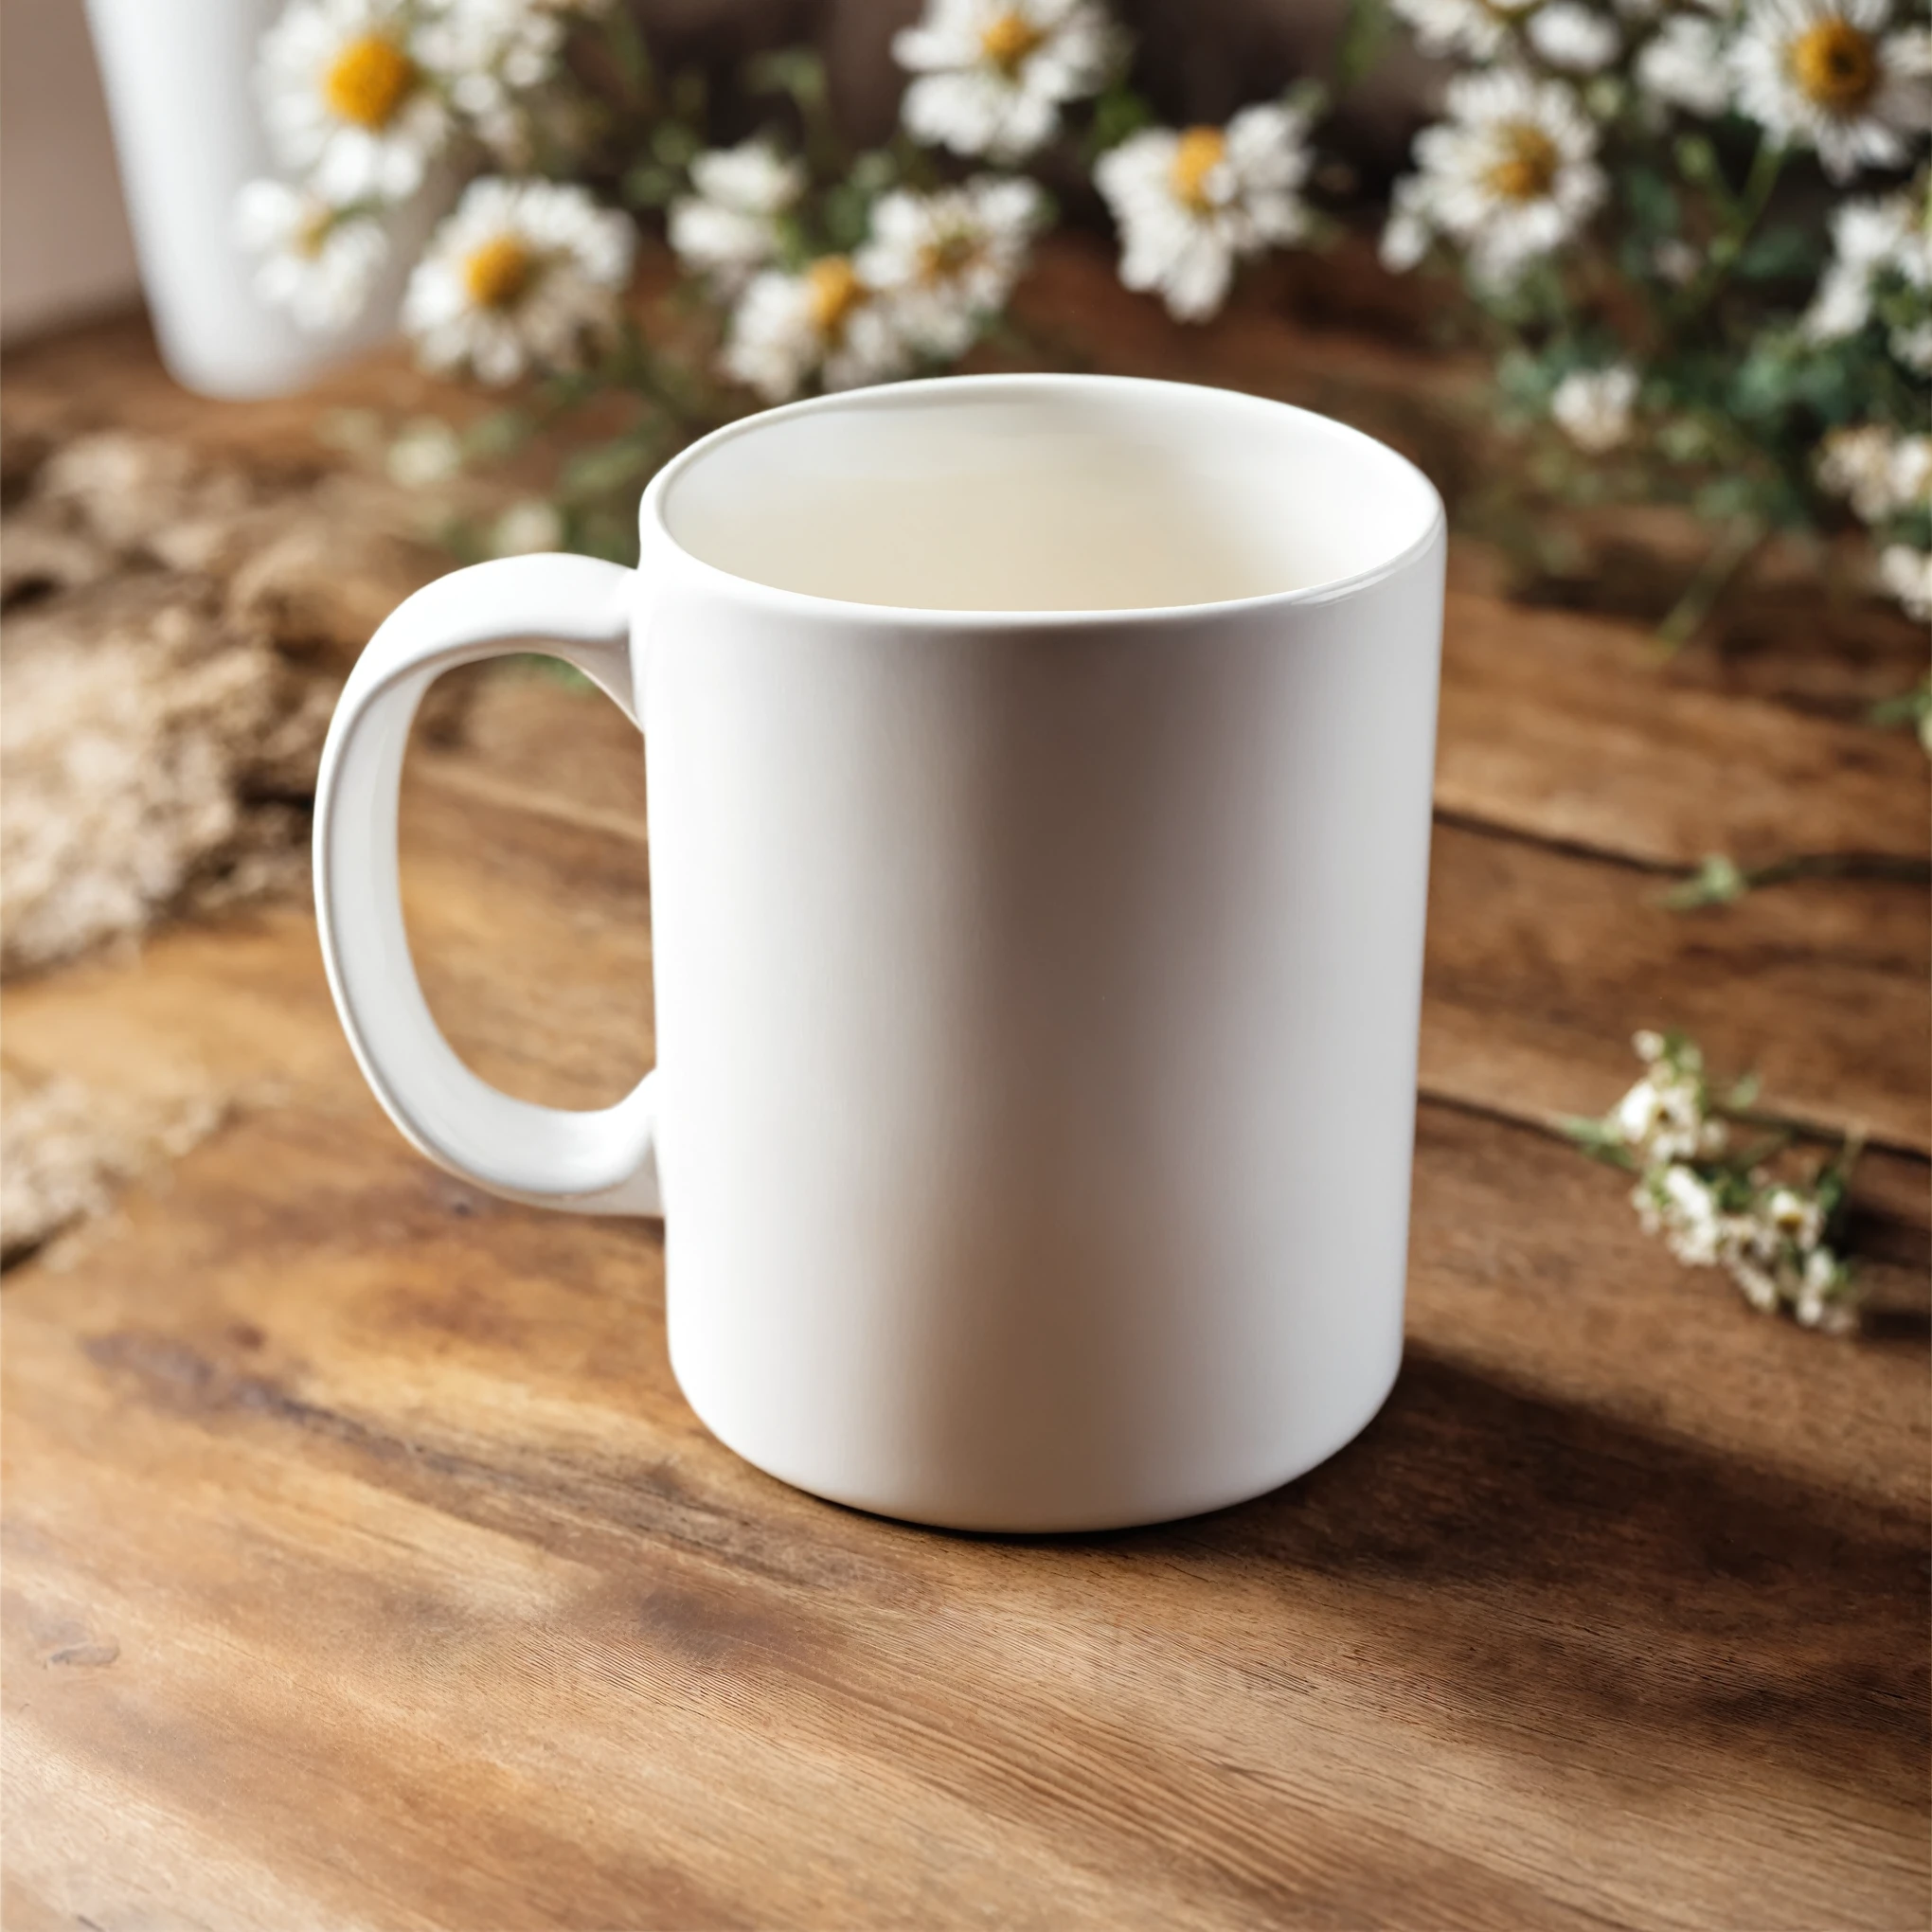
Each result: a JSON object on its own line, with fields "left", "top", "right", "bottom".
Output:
{"left": 1566, "top": 1030, "right": 1864, "bottom": 1333}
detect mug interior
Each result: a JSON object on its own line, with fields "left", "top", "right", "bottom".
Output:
{"left": 656, "top": 376, "right": 1440, "bottom": 615}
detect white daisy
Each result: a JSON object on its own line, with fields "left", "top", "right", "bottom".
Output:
{"left": 1804, "top": 191, "right": 1932, "bottom": 345}
{"left": 1093, "top": 102, "right": 1315, "bottom": 322}
{"left": 402, "top": 177, "right": 635, "bottom": 386}
{"left": 385, "top": 417, "right": 464, "bottom": 487}
{"left": 492, "top": 498, "right": 565, "bottom": 555}
{"left": 1636, "top": 13, "right": 1735, "bottom": 115}
{"left": 1653, "top": 236, "right": 1703, "bottom": 283}
{"left": 1388, "top": 69, "right": 1607, "bottom": 288}
{"left": 1732, "top": 0, "right": 1932, "bottom": 181}
{"left": 1633, "top": 1163, "right": 1727, "bottom": 1265}
{"left": 1551, "top": 365, "right": 1639, "bottom": 451}
{"left": 668, "top": 142, "right": 806, "bottom": 295}
{"left": 1893, "top": 319, "right": 1932, "bottom": 370}
{"left": 1762, "top": 1184, "right": 1827, "bottom": 1250}
{"left": 1879, "top": 544, "right": 1932, "bottom": 618}
{"left": 259, "top": 0, "right": 450, "bottom": 202}
{"left": 415, "top": 0, "right": 606, "bottom": 159}
{"left": 1380, "top": 174, "right": 1438, "bottom": 272}
{"left": 894, "top": 0, "right": 1117, "bottom": 163}
{"left": 1528, "top": 3, "right": 1622, "bottom": 71}
{"left": 719, "top": 257, "right": 910, "bottom": 402}
{"left": 233, "top": 178, "right": 389, "bottom": 331}
{"left": 1818, "top": 421, "right": 1932, "bottom": 520}
{"left": 1391, "top": 0, "right": 1546, "bottom": 61}
{"left": 855, "top": 176, "right": 1046, "bottom": 356}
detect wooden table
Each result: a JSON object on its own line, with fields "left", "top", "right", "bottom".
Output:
{"left": 5, "top": 259, "right": 1929, "bottom": 1929}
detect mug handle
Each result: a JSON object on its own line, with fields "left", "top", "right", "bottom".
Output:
{"left": 313, "top": 552, "right": 661, "bottom": 1216}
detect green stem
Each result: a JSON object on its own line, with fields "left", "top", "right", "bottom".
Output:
{"left": 1655, "top": 517, "right": 1765, "bottom": 651}
{"left": 1670, "top": 139, "right": 1786, "bottom": 333}
{"left": 1660, "top": 849, "right": 1931, "bottom": 909}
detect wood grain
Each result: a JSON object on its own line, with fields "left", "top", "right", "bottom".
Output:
{"left": 5, "top": 1097, "right": 1924, "bottom": 1929}
{"left": 6, "top": 291, "right": 1928, "bottom": 1932}
{"left": 1437, "top": 591, "right": 1931, "bottom": 868}
{"left": 7, "top": 656, "right": 1928, "bottom": 1928}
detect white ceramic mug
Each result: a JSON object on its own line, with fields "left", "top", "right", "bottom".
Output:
{"left": 315, "top": 374, "right": 1445, "bottom": 1531}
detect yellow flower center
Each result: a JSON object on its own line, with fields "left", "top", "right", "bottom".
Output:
{"left": 807, "top": 256, "right": 864, "bottom": 338}
{"left": 979, "top": 10, "right": 1046, "bottom": 75}
{"left": 1485, "top": 122, "right": 1560, "bottom": 203}
{"left": 1787, "top": 18, "right": 1878, "bottom": 113}
{"left": 322, "top": 33, "right": 416, "bottom": 131}
{"left": 1170, "top": 127, "right": 1227, "bottom": 213}
{"left": 919, "top": 229, "right": 984, "bottom": 283}
{"left": 463, "top": 235, "right": 536, "bottom": 311}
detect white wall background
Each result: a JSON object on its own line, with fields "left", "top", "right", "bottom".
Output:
{"left": 1, "top": 0, "right": 142, "bottom": 342}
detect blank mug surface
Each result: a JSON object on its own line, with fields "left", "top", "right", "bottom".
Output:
{"left": 314, "top": 374, "right": 1446, "bottom": 1532}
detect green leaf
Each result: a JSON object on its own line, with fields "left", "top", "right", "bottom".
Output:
{"left": 1333, "top": 0, "right": 1391, "bottom": 94}
{"left": 557, "top": 437, "right": 660, "bottom": 503}
{"left": 1733, "top": 223, "right": 1818, "bottom": 282}
{"left": 1561, "top": 1117, "right": 1636, "bottom": 1168}
{"left": 621, "top": 160, "right": 679, "bottom": 208}
{"left": 461, "top": 409, "right": 529, "bottom": 460}
{"left": 747, "top": 46, "right": 827, "bottom": 108}
{"left": 1662, "top": 852, "right": 1748, "bottom": 909}
{"left": 1084, "top": 81, "right": 1154, "bottom": 159}
{"left": 651, "top": 120, "right": 700, "bottom": 169}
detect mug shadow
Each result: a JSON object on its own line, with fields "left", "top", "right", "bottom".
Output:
{"left": 984, "top": 1347, "right": 1930, "bottom": 1801}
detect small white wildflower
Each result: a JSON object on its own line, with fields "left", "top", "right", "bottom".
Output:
{"left": 1636, "top": 13, "right": 1734, "bottom": 115}
{"left": 1819, "top": 421, "right": 1906, "bottom": 520}
{"left": 1551, "top": 365, "right": 1639, "bottom": 452}
{"left": 720, "top": 257, "right": 910, "bottom": 402}
{"left": 492, "top": 498, "right": 564, "bottom": 555}
{"left": 1392, "top": 0, "right": 1545, "bottom": 63}
{"left": 668, "top": 143, "right": 806, "bottom": 295}
{"left": 856, "top": 175, "right": 1045, "bottom": 356}
{"left": 1733, "top": 1256, "right": 1781, "bottom": 1311}
{"left": 259, "top": 0, "right": 450, "bottom": 201}
{"left": 1805, "top": 192, "right": 1931, "bottom": 339}
{"left": 403, "top": 177, "right": 635, "bottom": 386}
{"left": 1387, "top": 69, "right": 1606, "bottom": 288}
{"left": 1731, "top": 0, "right": 1932, "bottom": 183}
{"left": 1888, "top": 433, "right": 1932, "bottom": 505}
{"left": 1794, "top": 1245, "right": 1854, "bottom": 1328}
{"left": 416, "top": 0, "right": 607, "bottom": 160}
{"left": 1634, "top": 1029, "right": 1666, "bottom": 1062}
{"left": 385, "top": 418, "right": 463, "bottom": 488}
{"left": 1879, "top": 545, "right": 1932, "bottom": 620}
{"left": 1616, "top": 1075, "right": 1705, "bottom": 1162}
{"left": 1529, "top": 3, "right": 1622, "bottom": 70}
{"left": 1094, "top": 102, "right": 1315, "bottom": 323}
{"left": 1380, "top": 175, "right": 1437, "bottom": 272}
{"left": 894, "top": 0, "right": 1116, "bottom": 163}
{"left": 417, "top": 0, "right": 610, "bottom": 154}
{"left": 1763, "top": 1184, "right": 1826, "bottom": 1249}
{"left": 234, "top": 178, "right": 388, "bottom": 332}
{"left": 1656, "top": 1164, "right": 1725, "bottom": 1264}
{"left": 1653, "top": 238, "right": 1702, "bottom": 284}
{"left": 1893, "top": 319, "right": 1932, "bottom": 371}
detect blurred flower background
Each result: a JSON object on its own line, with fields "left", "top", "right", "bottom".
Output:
{"left": 219, "top": 0, "right": 1927, "bottom": 671}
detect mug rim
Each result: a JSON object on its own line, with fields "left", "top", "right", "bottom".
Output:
{"left": 638, "top": 371, "right": 1446, "bottom": 629}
